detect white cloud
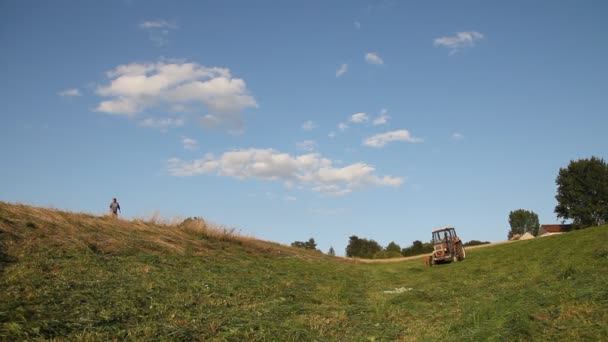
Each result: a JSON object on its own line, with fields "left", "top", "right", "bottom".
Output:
{"left": 328, "top": 131, "right": 336, "bottom": 138}
{"left": 58, "top": 88, "right": 81, "bottom": 97}
{"left": 452, "top": 133, "right": 464, "bottom": 140}
{"left": 365, "top": 52, "right": 384, "bottom": 65}
{"left": 138, "top": 20, "right": 179, "bottom": 46}
{"left": 338, "top": 122, "right": 349, "bottom": 131}
{"left": 166, "top": 148, "right": 403, "bottom": 195}
{"left": 354, "top": 21, "right": 361, "bottom": 30}
{"left": 301, "top": 120, "right": 317, "bottom": 131}
{"left": 95, "top": 61, "right": 257, "bottom": 130}
{"left": 138, "top": 117, "right": 185, "bottom": 129}
{"left": 182, "top": 137, "right": 199, "bottom": 151}
{"left": 350, "top": 112, "right": 369, "bottom": 123}
{"left": 434, "top": 31, "right": 484, "bottom": 54}
{"left": 336, "top": 63, "right": 348, "bottom": 77}
{"left": 373, "top": 110, "right": 389, "bottom": 125}
{"left": 363, "top": 130, "right": 423, "bottom": 147}
{"left": 296, "top": 140, "right": 318, "bottom": 152}
{"left": 285, "top": 196, "right": 297, "bottom": 201}
{"left": 139, "top": 20, "right": 178, "bottom": 30}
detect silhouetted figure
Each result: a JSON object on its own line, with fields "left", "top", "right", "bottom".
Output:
{"left": 109, "top": 198, "right": 121, "bottom": 218}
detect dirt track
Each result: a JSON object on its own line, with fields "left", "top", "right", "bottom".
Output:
{"left": 343, "top": 240, "right": 514, "bottom": 263}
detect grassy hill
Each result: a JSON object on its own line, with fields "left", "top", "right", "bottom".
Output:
{"left": 1, "top": 202, "right": 607, "bottom": 341}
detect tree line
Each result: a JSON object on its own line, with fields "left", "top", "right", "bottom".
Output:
{"left": 291, "top": 235, "right": 489, "bottom": 259}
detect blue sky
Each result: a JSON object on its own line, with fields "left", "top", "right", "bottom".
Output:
{"left": 1, "top": 0, "right": 607, "bottom": 255}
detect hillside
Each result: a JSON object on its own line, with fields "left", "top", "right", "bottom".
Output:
{"left": 1, "top": 202, "right": 607, "bottom": 341}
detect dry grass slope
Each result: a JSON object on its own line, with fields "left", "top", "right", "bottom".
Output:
{"left": 0, "top": 202, "right": 326, "bottom": 261}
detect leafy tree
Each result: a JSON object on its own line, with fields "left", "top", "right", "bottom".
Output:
{"left": 373, "top": 241, "right": 403, "bottom": 259}
{"left": 411, "top": 240, "right": 423, "bottom": 250}
{"left": 385, "top": 241, "right": 401, "bottom": 254}
{"left": 508, "top": 209, "right": 540, "bottom": 239}
{"left": 291, "top": 238, "right": 317, "bottom": 250}
{"left": 401, "top": 240, "right": 433, "bottom": 257}
{"left": 328, "top": 246, "right": 335, "bottom": 256}
{"left": 555, "top": 157, "right": 608, "bottom": 227}
{"left": 345, "top": 235, "right": 382, "bottom": 259}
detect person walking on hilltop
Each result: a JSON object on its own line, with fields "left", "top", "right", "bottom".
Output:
{"left": 109, "top": 198, "right": 121, "bottom": 218}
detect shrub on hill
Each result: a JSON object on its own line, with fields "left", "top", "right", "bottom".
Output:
{"left": 291, "top": 238, "right": 317, "bottom": 250}
{"left": 464, "top": 240, "right": 491, "bottom": 247}
{"left": 401, "top": 240, "right": 433, "bottom": 257}
{"left": 346, "top": 235, "right": 382, "bottom": 258}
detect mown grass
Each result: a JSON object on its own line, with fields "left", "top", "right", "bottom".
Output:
{"left": 1, "top": 202, "right": 607, "bottom": 341}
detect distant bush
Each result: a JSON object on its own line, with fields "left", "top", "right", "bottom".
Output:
{"left": 464, "top": 240, "right": 491, "bottom": 247}
{"left": 401, "top": 240, "right": 433, "bottom": 257}
{"left": 385, "top": 241, "right": 401, "bottom": 253}
{"left": 346, "top": 235, "right": 382, "bottom": 259}
{"left": 291, "top": 238, "right": 317, "bottom": 250}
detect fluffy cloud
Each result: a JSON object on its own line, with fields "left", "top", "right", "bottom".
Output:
{"left": 365, "top": 52, "right": 384, "bottom": 65}
{"left": 166, "top": 148, "right": 403, "bottom": 195}
{"left": 363, "top": 130, "right": 423, "bottom": 147}
{"left": 58, "top": 88, "right": 81, "bottom": 97}
{"left": 182, "top": 137, "right": 199, "bottom": 151}
{"left": 336, "top": 63, "right": 348, "bottom": 77}
{"left": 434, "top": 31, "right": 483, "bottom": 54}
{"left": 95, "top": 61, "right": 257, "bottom": 129}
{"left": 338, "top": 122, "right": 349, "bottom": 131}
{"left": 373, "top": 110, "right": 389, "bottom": 125}
{"left": 301, "top": 120, "right": 317, "bottom": 131}
{"left": 350, "top": 112, "right": 369, "bottom": 123}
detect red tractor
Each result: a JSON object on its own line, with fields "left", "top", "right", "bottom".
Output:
{"left": 427, "top": 227, "right": 466, "bottom": 266}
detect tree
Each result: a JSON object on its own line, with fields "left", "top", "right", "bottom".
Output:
{"left": 291, "top": 238, "right": 317, "bottom": 250}
{"left": 328, "top": 246, "right": 335, "bottom": 256}
{"left": 345, "top": 235, "right": 382, "bottom": 259}
{"left": 373, "top": 241, "right": 403, "bottom": 259}
{"left": 401, "top": 240, "right": 433, "bottom": 257}
{"left": 555, "top": 157, "right": 608, "bottom": 227}
{"left": 508, "top": 209, "right": 540, "bottom": 239}
{"left": 385, "top": 241, "right": 401, "bottom": 254}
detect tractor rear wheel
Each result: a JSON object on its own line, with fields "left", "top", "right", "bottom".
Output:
{"left": 456, "top": 243, "right": 466, "bottom": 261}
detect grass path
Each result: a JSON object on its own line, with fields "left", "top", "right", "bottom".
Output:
{"left": 349, "top": 240, "right": 515, "bottom": 263}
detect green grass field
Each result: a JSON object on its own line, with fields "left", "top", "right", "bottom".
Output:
{"left": 1, "top": 202, "right": 607, "bottom": 341}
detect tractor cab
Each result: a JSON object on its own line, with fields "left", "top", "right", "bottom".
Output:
{"left": 428, "top": 227, "right": 466, "bottom": 265}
